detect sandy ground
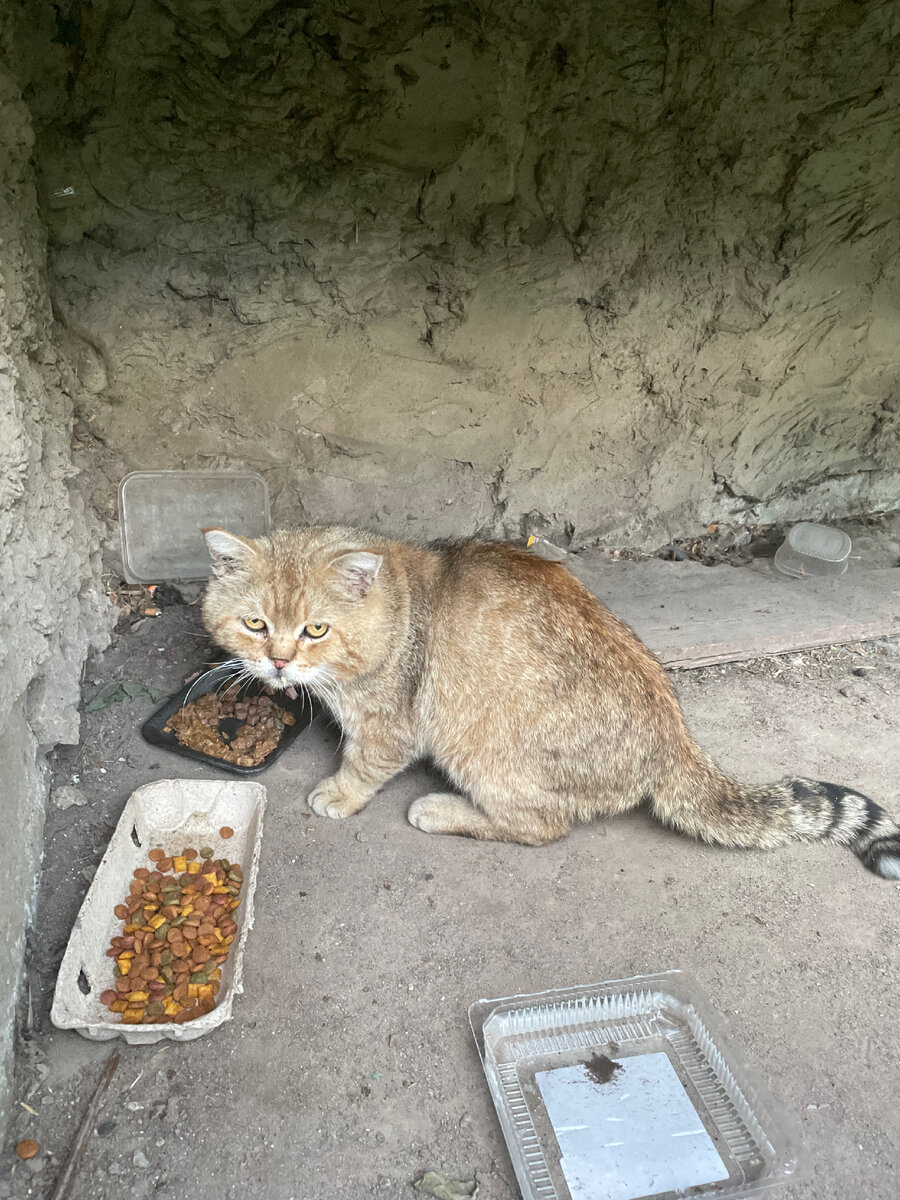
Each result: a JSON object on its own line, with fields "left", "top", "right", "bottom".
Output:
{"left": 2, "top": 591, "right": 899, "bottom": 1200}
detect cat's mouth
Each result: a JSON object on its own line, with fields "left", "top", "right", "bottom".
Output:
{"left": 265, "top": 673, "right": 299, "bottom": 700}
{"left": 247, "top": 660, "right": 311, "bottom": 703}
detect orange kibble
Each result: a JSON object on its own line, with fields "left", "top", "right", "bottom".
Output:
{"left": 106, "top": 845, "right": 241, "bottom": 1027}
{"left": 15, "top": 1140, "right": 39, "bottom": 1161}
{"left": 219, "top": 826, "right": 234, "bottom": 839}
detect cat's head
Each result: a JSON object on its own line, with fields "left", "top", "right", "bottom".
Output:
{"left": 201, "top": 527, "right": 384, "bottom": 694}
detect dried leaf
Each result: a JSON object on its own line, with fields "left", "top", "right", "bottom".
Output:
{"left": 84, "top": 684, "right": 127, "bottom": 711}
{"left": 84, "top": 681, "right": 165, "bottom": 711}
{"left": 413, "top": 1173, "right": 478, "bottom": 1199}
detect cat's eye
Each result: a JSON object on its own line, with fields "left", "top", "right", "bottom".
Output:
{"left": 304, "top": 622, "right": 329, "bottom": 639}
{"left": 242, "top": 616, "right": 266, "bottom": 632}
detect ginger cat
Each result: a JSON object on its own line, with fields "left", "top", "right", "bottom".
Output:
{"left": 201, "top": 525, "right": 900, "bottom": 878}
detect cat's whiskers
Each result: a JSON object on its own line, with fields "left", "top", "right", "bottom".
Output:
{"left": 293, "top": 682, "right": 315, "bottom": 728}
{"left": 233, "top": 667, "right": 262, "bottom": 699}
{"left": 214, "top": 669, "right": 244, "bottom": 699}
{"left": 181, "top": 658, "right": 242, "bottom": 709}
{"left": 218, "top": 664, "right": 268, "bottom": 700}
{"left": 311, "top": 668, "right": 346, "bottom": 742}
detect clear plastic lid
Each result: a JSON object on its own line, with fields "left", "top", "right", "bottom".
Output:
{"left": 773, "top": 522, "right": 851, "bottom": 579}
{"left": 470, "top": 972, "right": 808, "bottom": 1200}
{"left": 118, "top": 470, "right": 270, "bottom": 583}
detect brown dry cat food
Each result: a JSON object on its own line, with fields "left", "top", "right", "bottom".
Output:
{"left": 163, "top": 686, "right": 295, "bottom": 767}
{"left": 101, "top": 846, "right": 243, "bottom": 1025}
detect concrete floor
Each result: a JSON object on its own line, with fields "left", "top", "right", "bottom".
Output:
{"left": 2, "top": 597, "right": 899, "bottom": 1200}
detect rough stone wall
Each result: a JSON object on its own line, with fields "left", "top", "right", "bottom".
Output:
{"left": 11, "top": 0, "right": 900, "bottom": 555}
{"left": 0, "top": 62, "right": 108, "bottom": 1134}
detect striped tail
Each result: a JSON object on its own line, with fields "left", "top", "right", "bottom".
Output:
{"left": 651, "top": 755, "right": 900, "bottom": 879}
{"left": 789, "top": 780, "right": 900, "bottom": 879}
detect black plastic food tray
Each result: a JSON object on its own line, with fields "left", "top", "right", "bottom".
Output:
{"left": 141, "top": 671, "right": 318, "bottom": 776}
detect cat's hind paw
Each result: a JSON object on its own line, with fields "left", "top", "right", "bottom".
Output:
{"left": 408, "top": 793, "right": 483, "bottom": 836}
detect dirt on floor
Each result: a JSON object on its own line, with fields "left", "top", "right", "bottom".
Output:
{"left": 2, "top": 590, "right": 899, "bottom": 1200}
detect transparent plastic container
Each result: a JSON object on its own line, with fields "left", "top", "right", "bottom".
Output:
{"left": 118, "top": 470, "right": 270, "bottom": 583}
{"left": 470, "top": 972, "right": 807, "bottom": 1200}
{"left": 773, "top": 522, "right": 851, "bottom": 579}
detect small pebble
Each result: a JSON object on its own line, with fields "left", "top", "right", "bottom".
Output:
{"left": 53, "top": 786, "right": 87, "bottom": 810}
{"left": 133, "top": 1150, "right": 150, "bottom": 1169}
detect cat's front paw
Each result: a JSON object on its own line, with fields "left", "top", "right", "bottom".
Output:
{"left": 307, "top": 776, "right": 368, "bottom": 820}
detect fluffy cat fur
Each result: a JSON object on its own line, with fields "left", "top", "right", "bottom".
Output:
{"left": 201, "top": 525, "right": 900, "bottom": 879}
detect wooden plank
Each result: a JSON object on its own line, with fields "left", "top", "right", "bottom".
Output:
{"left": 568, "top": 556, "right": 900, "bottom": 669}
{"left": 657, "top": 617, "right": 900, "bottom": 670}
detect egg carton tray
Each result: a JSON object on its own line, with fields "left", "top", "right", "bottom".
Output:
{"left": 51, "top": 779, "right": 266, "bottom": 1043}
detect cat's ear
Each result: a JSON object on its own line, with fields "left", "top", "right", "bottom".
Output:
{"left": 329, "top": 550, "right": 382, "bottom": 600}
{"left": 203, "top": 527, "right": 258, "bottom": 578}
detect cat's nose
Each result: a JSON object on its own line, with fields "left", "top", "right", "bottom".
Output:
{"left": 272, "top": 658, "right": 290, "bottom": 671}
